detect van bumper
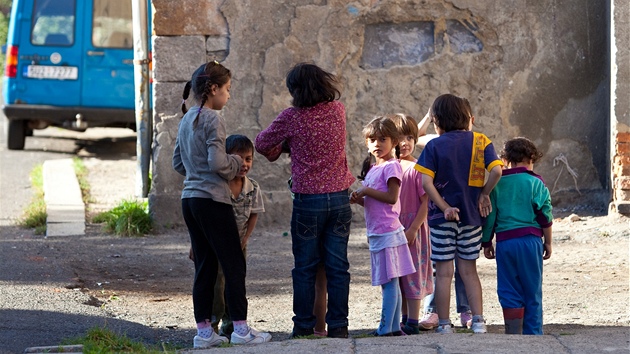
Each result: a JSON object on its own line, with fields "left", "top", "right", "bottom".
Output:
{"left": 2, "top": 104, "right": 136, "bottom": 129}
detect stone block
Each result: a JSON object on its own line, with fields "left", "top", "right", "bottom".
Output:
{"left": 153, "top": 36, "right": 206, "bottom": 82}
{"left": 152, "top": 0, "right": 228, "bottom": 36}
{"left": 615, "top": 202, "right": 630, "bottom": 214}
{"left": 206, "top": 36, "right": 229, "bottom": 52}
{"left": 616, "top": 142, "right": 630, "bottom": 154}
{"left": 154, "top": 81, "right": 187, "bottom": 118}
{"left": 618, "top": 132, "right": 630, "bottom": 142}
{"left": 615, "top": 176, "right": 630, "bottom": 190}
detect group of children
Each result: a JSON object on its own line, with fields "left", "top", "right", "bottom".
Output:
{"left": 172, "top": 60, "right": 554, "bottom": 348}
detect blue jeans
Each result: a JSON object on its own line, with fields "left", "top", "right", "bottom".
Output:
{"left": 291, "top": 190, "right": 352, "bottom": 330}
{"left": 424, "top": 258, "right": 470, "bottom": 313}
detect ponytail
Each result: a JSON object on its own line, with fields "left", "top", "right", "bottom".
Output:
{"left": 357, "top": 153, "right": 373, "bottom": 181}
{"left": 181, "top": 81, "right": 192, "bottom": 115}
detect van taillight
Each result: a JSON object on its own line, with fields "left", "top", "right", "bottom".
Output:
{"left": 4, "top": 45, "right": 18, "bottom": 78}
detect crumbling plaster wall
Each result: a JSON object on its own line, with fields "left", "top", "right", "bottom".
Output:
{"left": 150, "top": 0, "right": 610, "bottom": 228}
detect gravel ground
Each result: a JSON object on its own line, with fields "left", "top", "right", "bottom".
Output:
{"left": 1, "top": 155, "right": 629, "bottom": 353}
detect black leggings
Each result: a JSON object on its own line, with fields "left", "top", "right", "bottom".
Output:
{"left": 182, "top": 198, "right": 247, "bottom": 322}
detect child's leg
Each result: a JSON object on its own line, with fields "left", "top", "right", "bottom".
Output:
{"left": 211, "top": 264, "right": 226, "bottom": 333}
{"left": 314, "top": 263, "right": 327, "bottom": 335}
{"left": 378, "top": 278, "right": 402, "bottom": 335}
{"left": 454, "top": 224, "right": 484, "bottom": 319}
{"left": 456, "top": 258, "right": 483, "bottom": 317}
{"left": 433, "top": 260, "right": 455, "bottom": 324}
{"left": 516, "top": 237, "right": 544, "bottom": 335}
{"left": 454, "top": 258, "right": 471, "bottom": 313}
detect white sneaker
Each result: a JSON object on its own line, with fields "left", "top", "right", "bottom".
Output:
{"left": 193, "top": 332, "right": 228, "bottom": 348}
{"left": 471, "top": 320, "right": 487, "bottom": 334}
{"left": 231, "top": 326, "right": 272, "bottom": 344}
{"left": 435, "top": 324, "right": 453, "bottom": 334}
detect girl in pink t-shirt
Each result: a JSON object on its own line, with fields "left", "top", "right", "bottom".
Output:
{"left": 350, "top": 116, "right": 416, "bottom": 336}
{"left": 391, "top": 113, "right": 433, "bottom": 335}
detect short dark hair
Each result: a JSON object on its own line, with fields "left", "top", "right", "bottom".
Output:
{"left": 500, "top": 137, "right": 543, "bottom": 165}
{"left": 226, "top": 134, "right": 254, "bottom": 155}
{"left": 286, "top": 63, "right": 341, "bottom": 108}
{"left": 430, "top": 94, "right": 470, "bottom": 132}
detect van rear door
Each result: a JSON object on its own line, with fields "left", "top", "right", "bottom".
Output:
{"left": 11, "top": 0, "right": 81, "bottom": 106}
{"left": 82, "top": 0, "right": 134, "bottom": 110}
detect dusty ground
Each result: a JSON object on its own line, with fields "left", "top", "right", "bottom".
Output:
{"left": 74, "top": 158, "right": 630, "bottom": 347}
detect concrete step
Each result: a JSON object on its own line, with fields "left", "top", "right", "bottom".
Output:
{"left": 42, "top": 159, "right": 85, "bottom": 236}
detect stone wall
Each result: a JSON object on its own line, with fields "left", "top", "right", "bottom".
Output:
{"left": 149, "top": 0, "right": 613, "bottom": 228}
{"left": 611, "top": 0, "right": 630, "bottom": 214}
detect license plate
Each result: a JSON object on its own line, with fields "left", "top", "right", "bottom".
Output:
{"left": 23, "top": 65, "right": 78, "bottom": 80}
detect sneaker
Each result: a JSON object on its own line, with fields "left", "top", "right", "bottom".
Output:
{"left": 193, "top": 332, "right": 228, "bottom": 348}
{"left": 435, "top": 324, "right": 454, "bottom": 334}
{"left": 290, "top": 326, "right": 314, "bottom": 338}
{"left": 460, "top": 311, "right": 473, "bottom": 328}
{"left": 401, "top": 323, "right": 420, "bottom": 335}
{"left": 419, "top": 312, "right": 439, "bottom": 330}
{"left": 471, "top": 320, "right": 487, "bottom": 334}
{"left": 327, "top": 326, "right": 348, "bottom": 338}
{"left": 231, "top": 326, "right": 272, "bottom": 344}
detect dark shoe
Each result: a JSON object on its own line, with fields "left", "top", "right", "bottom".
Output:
{"left": 392, "top": 330, "right": 404, "bottom": 336}
{"left": 368, "top": 330, "right": 393, "bottom": 337}
{"left": 290, "top": 326, "right": 314, "bottom": 338}
{"left": 327, "top": 326, "right": 348, "bottom": 338}
{"left": 401, "top": 323, "right": 420, "bottom": 335}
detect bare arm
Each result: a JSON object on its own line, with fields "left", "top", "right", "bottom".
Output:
{"left": 355, "top": 177, "right": 400, "bottom": 205}
{"left": 542, "top": 226, "right": 552, "bottom": 260}
{"left": 242, "top": 213, "right": 258, "bottom": 250}
{"left": 422, "top": 174, "right": 460, "bottom": 221}
{"left": 404, "top": 193, "right": 428, "bottom": 244}
{"left": 478, "top": 165, "right": 502, "bottom": 217}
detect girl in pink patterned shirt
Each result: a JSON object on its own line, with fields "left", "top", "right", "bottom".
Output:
{"left": 255, "top": 63, "right": 355, "bottom": 339}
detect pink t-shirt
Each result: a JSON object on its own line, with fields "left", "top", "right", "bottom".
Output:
{"left": 254, "top": 100, "right": 355, "bottom": 194}
{"left": 363, "top": 159, "right": 403, "bottom": 235}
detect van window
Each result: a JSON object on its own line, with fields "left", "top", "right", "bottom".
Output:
{"left": 92, "top": 0, "right": 133, "bottom": 48}
{"left": 31, "top": 0, "right": 76, "bottom": 46}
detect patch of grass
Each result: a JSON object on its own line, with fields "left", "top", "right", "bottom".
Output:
{"left": 93, "top": 199, "right": 152, "bottom": 236}
{"left": 65, "top": 327, "right": 177, "bottom": 353}
{"left": 19, "top": 164, "right": 47, "bottom": 234}
{"left": 72, "top": 157, "right": 93, "bottom": 204}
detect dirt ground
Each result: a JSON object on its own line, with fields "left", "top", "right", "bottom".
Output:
{"left": 70, "top": 158, "right": 630, "bottom": 347}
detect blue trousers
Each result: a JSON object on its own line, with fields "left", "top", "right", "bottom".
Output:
{"left": 496, "top": 236, "right": 544, "bottom": 335}
{"left": 290, "top": 190, "right": 352, "bottom": 331}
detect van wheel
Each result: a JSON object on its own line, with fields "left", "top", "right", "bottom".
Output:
{"left": 7, "top": 120, "right": 26, "bottom": 150}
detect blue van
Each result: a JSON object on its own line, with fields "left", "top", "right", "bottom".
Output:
{"left": 3, "top": 0, "right": 150, "bottom": 150}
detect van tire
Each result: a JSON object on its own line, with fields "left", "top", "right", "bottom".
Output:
{"left": 7, "top": 120, "right": 26, "bottom": 150}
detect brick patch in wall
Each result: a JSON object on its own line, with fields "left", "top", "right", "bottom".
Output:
{"left": 614, "top": 176, "right": 630, "bottom": 190}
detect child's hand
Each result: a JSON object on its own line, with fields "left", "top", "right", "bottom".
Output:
{"left": 444, "top": 206, "right": 460, "bottom": 221}
{"left": 543, "top": 243, "right": 552, "bottom": 260}
{"left": 404, "top": 228, "right": 416, "bottom": 245}
{"left": 483, "top": 245, "right": 495, "bottom": 259}
{"left": 478, "top": 194, "right": 492, "bottom": 217}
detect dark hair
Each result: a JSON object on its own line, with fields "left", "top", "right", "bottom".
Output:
{"left": 430, "top": 94, "right": 470, "bottom": 132}
{"left": 389, "top": 113, "right": 418, "bottom": 159}
{"left": 226, "top": 134, "right": 254, "bottom": 155}
{"left": 357, "top": 116, "right": 400, "bottom": 180}
{"left": 181, "top": 61, "right": 232, "bottom": 128}
{"left": 500, "top": 137, "right": 543, "bottom": 166}
{"left": 286, "top": 63, "right": 341, "bottom": 108}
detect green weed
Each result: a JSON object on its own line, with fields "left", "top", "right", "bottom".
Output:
{"left": 19, "top": 164, "right": 47, "bottom": 233}
{"left": 93, "top": 199, "right": 152, "bottom": 236}
{"left": 65, "top": 327, "right": 177, "bottom": 353}
{"left": 72, "top": 157, "right": 92, "bottom": 204}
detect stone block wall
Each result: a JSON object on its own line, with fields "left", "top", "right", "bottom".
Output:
{"left": 611, "top": 0, "right": 630, "bottom": 214}
{"left": 149, "top": 0, "right": 620, "bottom": 229}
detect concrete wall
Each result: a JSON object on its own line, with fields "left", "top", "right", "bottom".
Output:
{"left": 149, "top": 0, "right": 613, "bottom": 229}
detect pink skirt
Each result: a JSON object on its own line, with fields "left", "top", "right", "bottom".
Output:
{"left": 370, "top": 244, "right": 416, "bottom": 286}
